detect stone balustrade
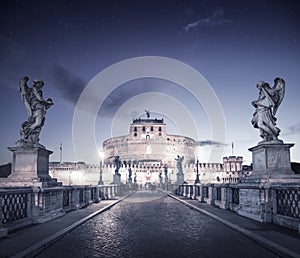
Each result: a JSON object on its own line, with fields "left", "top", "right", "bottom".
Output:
{"left": 175, "top": 183, "right": 300, "bottom": 232}
{"left": 0, "top": 184, "right": 129, "bottom": 237}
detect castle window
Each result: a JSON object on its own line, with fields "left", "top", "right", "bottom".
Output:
{"left": 159, "top": 127, "right": 162, "bottom": 132}
{"left": 159, "top": 133, "right": 162, "bottom": 137}
{"left": 146, "top": 135, "right": 150, "bottom": 140}
{"left": 151, "top": 126, "right": 154, "bottom": 131}
{"left": 134, "top": 133, "right": 137, "bottom": 137}
{"left": 134, "top": 127, "right": 137, "bottom": 132}
{"left": 143, "top": 126, "right": 146, "bottom": 132}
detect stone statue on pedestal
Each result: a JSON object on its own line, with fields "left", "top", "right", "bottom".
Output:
{"left": 251, "top": 77, "right": 285, "bottom": 143}
{"left": 164, "top": 165, "right": 168, "bottom": 184}
{"left": 114, "top": 156, "right": 121, "bottom": 175}
{"left": 0, "top": 76, "right": 59, "bottom": 187}
{"left": 17, "top": 76, "right": 53, "bottom": 148}
{"left": 248, "top": 77, "right": 295, "bottom": 180}
{"left": 128, "top": 166, "right": 132, "bottom": 183}
{"left": 175, "top": 155, "right": 184, "bottom": 174}
{"left": 159, "top": 171, "right": 162, "bottom": 184}
{"left": 175, "top": 155, "right": 185, "bottom": 185}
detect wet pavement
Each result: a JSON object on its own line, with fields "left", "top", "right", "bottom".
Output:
{"left": 37, "top": 190, "right": 279, "bottom": 258}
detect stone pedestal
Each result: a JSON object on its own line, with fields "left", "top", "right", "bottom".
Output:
{"left": 176, "top": 172, "right": 184, "bottom": 185}
{"left": 246, "top": 142, "right": 298, "bottom": 183}
{"left": 0, "top": 146, "right": 60, "bottom": 187}
{"left": 249, "top": 143, "right": 294, "bottom": 176}
{"left": 112, "top": 174, "right": 121, "bottom": 185}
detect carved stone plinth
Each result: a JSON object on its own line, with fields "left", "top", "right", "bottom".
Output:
{"left": 176, "top": 172, "right": 184, "bottom": 185}
{"left": 0, "top": 146, "right": 60, "bottom": 187}
{"left": 248, "top": 143, "right": 295, "bottom": 178}
{"left": 112, "top": 174, "right": 121, "bottom": 185}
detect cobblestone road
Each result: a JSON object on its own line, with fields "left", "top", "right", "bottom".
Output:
{"left": 38, "top": 191, "right": 277, "bottom": 258}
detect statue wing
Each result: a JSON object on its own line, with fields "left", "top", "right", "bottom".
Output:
{"left": 19, "top": 77, "right": 32, "bottom": 118}
{"left": 272, "top": 78, "right": 285, "bottom": 115}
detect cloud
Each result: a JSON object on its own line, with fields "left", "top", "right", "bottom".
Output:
{"left": 50, "top": 68, "right": 176, "bottom": 118}
{"left": 195, "top": 140, "right": 227, "bottom": 147}
{"left": 184, "top": 7, "right": 231, "bottom": 34}
{"left": 51, "top": 63, "right": 86, "bottom": 104}
{"left": 98, "top": 78, "right": 175, "bottom": 118}
{"left": 283, "top": 122, "right": 300, "bottom": 136}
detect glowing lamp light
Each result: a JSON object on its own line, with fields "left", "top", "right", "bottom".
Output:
{"left": 98, "top": 150, "right": 105, "bottom": 160}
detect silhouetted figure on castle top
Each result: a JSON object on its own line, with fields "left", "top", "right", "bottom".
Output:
{"left": 18, "top": 76, "right": 53, "bottom": 148}
{"left": 251, "top": 77, "right": 285, "bottom": 143}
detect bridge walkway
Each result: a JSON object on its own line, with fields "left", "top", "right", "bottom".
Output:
{"left": 0, "top": 190, "right": 300, "bottom": 257}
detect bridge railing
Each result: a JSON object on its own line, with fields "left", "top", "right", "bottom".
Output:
{"left": 0, "top": 187, "right": 32, "bottom": 234}
{"left": 0, "top": 184, "right": 130, "bottom": 237}
{"left": 272, "top": 186, "right": 300, "bottom": 231}
{"left": 174, "top": 183, "right": 300, "bottom": 232}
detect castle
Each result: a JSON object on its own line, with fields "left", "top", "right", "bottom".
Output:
{"left": 49, "top": 116, "right": 248, "bottom": 185}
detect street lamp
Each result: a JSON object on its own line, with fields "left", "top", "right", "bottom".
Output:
{"left": 195, "top": 159, "right": 200, "bottom": 184}
{"left": 98, "top": 150, "right": 105, "bottom": 185}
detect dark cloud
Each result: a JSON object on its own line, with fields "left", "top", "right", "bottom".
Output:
{"left": 50, "top": 67, "right": 178, "bottom": 118}
{"left": 51, "top": 63, "right": 86, "bottom": 104}
{"left": 195, "top": 140, "right": 227, "bottom": 147}
{"left": 99, "top": 78, "right": 175, "bottom": 118}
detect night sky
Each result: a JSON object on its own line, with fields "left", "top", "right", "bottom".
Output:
{"left": 0, "top": 0, "right": 299, "bottom": 165}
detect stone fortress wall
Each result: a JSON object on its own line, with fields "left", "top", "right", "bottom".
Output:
{"left": 49, "top": 156, "right": 247, "bottom": 186}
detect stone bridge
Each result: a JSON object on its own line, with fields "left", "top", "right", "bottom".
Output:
{"left": 1, "top": 184, "right": 300, "bottom": 257}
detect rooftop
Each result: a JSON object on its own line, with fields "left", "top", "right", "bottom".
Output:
{"left": 132, "top": 118, "right": 164, "bottom": 124}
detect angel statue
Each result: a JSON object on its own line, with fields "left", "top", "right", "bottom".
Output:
{"left": 251, "top": 77, "right": 285, "bottom": 143}
{"left": 17, "top": 76, "right": 53, "bottom": 147}
{"left": 175, "top": 155, "right": 184, "bottom": 174}
{"left": 114, "top": 155, "right": 121, "bottom": 175}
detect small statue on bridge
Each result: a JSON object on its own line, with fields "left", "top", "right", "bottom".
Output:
{"left": 159, "top": 171, "right": 162, "bottom": 184}
{"left": 164, "top": 165, "right": 168, "bottom": 184}
{"left": 128, "top": 166, "right": 132, "bottom": 183}
{"left": 175, "top": 155, "right": 184, "bottom": 174}
{"left": 114, "top": 156, "right": 121, "bottom": 175}
{"left": 17, "top": 76, "right": 53, "bottom": 147}
{"left": 251, "top": 77, "right": 285, "bottom": 143}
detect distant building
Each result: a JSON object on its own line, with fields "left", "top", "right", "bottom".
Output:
{"left": 49, "top": 118, "right": 251, "bottom": 185}
{"left": 103, "top": 117, "right": 195, "bottom": 167}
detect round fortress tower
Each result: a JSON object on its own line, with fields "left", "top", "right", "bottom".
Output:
{"left": 103, "top": 117, "right": 195, "bottom": 167}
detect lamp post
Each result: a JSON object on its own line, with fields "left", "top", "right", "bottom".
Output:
{"left": 98, "top": 150, "right": 104, "bottom": 185}
{"left": 195, "top": 159, "right": 200, "bottom": 184}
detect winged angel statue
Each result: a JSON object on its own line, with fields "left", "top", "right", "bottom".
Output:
{"left": 175, "top": 155, "right": 184, "bottom": 174}
{"left": 17, "top": 76, "right": 53, "bottom": 147}
{"left": 251, "top": 77, "right": 285, "bottom": 143}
